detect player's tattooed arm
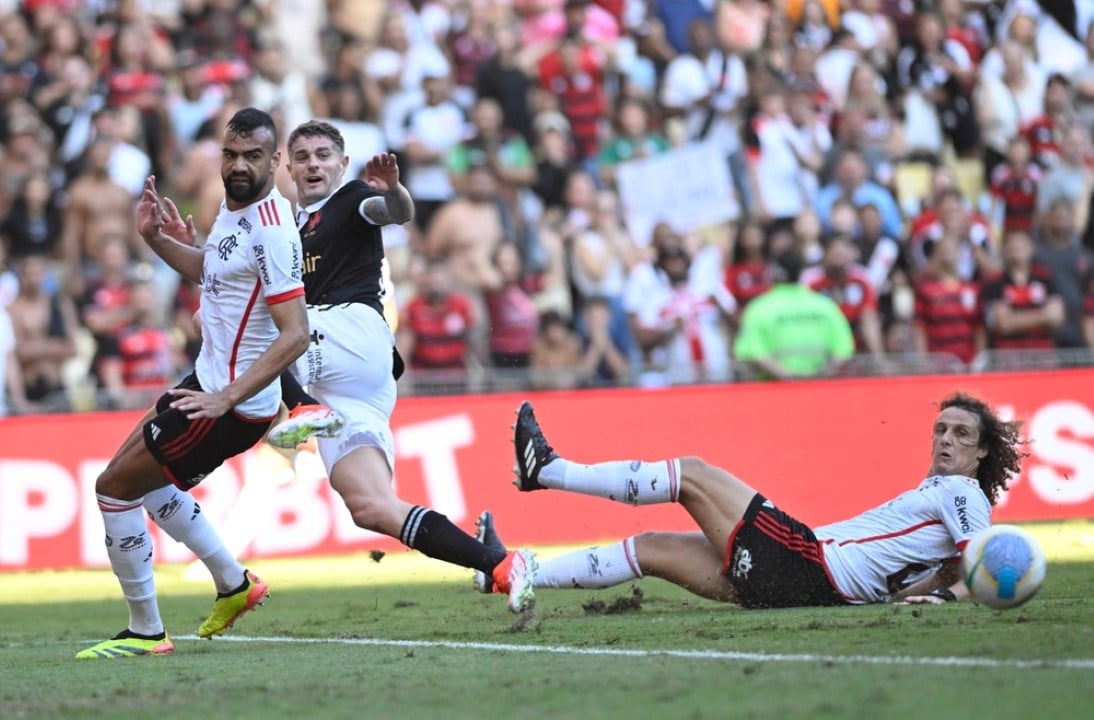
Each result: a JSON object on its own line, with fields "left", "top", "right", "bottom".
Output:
{"left": 363, "top": 185, "right": 414, "bottom": 226}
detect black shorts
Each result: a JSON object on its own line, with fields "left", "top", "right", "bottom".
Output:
{"left": 143, "top": 373, "right": 273, "bottom": 490}
{"left": 723, "top": 494, "right": 850, "bottom": 609}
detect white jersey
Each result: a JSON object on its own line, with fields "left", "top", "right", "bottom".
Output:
{"left": 196, "top": 188, "right": 304, "bottom": 418}
{"left": 815, "top": 475, "right": 991, "bottom": 603}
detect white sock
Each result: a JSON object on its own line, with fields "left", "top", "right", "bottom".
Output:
{"left": 98, "top": 494, "right": 163, "bottom": 636}
{"left": 539, "top": 458, "right": 681, "bottom": 505}
{"left": 535, "top": 538, "right": 642, "bottom": 589}
{"left": 143, "top": 485, "right": 245, "bottom": 594}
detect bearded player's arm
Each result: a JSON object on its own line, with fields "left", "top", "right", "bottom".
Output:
{"left": 136, "top": 177, "right": 205, "bottom": 283}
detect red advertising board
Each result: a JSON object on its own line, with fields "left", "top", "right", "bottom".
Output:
{"left": 1, "top": 371, "right": 1092, "bottom": 572}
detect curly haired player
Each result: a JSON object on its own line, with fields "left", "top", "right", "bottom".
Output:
{"left": 475, "top": 393, "right": 1024, "bottom": 608}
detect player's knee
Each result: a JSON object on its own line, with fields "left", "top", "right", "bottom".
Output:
{"left": 679, "top": 456, "right": 715, "bottom": 483}
{"left": 343, "top": 495, "right": 400, "bottom": 535}
{"left": 94, "top": 466, "right": 136, "bottom": 501}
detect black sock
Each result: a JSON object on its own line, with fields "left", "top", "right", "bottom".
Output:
{"left": 114, "top": 628, "right": 166, "bottom": 641}
{"left": 279, "top": 370, "right": 318, "bottom": 409}
{"left": 399, "top": 506, "right": 506, "bottom": 574}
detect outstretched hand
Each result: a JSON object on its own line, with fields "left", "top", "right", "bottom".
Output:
{"left": 135, "top": 176, "right": 164, "bottom": 241}
{"left": 364, "top": 153, "right": 400, "bottom": 193}
{"left": 161, "top": 195, "right": 197, "bottom": 246}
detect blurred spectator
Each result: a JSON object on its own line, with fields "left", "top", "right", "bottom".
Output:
{"left": 248, "top": 39, "right": 322, "bottom": 136}
{"left": 989, "top": 134, "right": 1041, "bottom": 233}
{"left": 475, "top": 19, "right": 536, "bottom": 145}
{"left": 1072, "top": 23, "right": 1094, "bottom": 129}
{"left": 659, "top": 18, "right": 749, "bottom": 208}
{"left": 61, "top": 136, "right": 139, "bottom": 294}
{"left": 814, "top": 27, "right": 862, "bottom": 113}
{"left": 0, "top": 111, "right": 52, "bottom": 221}
{"left": 448, "top": 96, "right": 536, "bottom": 207}
{"left": 841, "top": 0, "right": 897, "bottom": 72}
{"left": 628, "top": 225, "right": 736, "bottom": 384}
{"left": 531, "top": 115, "right": 577, "bottom": 215}
{"left": 1035, "top": 199, "right": 1094, "bottom": 348}
{"left": 653, "top": 0, "right": 714, "bottom": 56}
{"left": 910, "top": 188, "right": 997, "bottom": 281}
{"left": 725, "top": 219, "right": 773, "bottom": 308}
{"left": 802, "top": 232, "right": 884, "bottom": 357}
{"left": 814, "top": 148, "right": 901, "bottom": 238}
{"left": 897, "top": 9, "right": 977, "bottom": 160}
{"left": 530, "top": 308, "right": 583, "bottom": 389}
{"left": 96, "top": 279, "right": 180, "bottom": 410}
{"left": 369, "top": 12, "right": 448, "bottom": 152}
{"left": 938, "top": 0, "right": 985, "bottom": 67}
{"left": 79, "top": 234, "right": 137, "bottom": 388}
{"left": 402, "top": 56, "right": 464, "bottom": 234}
{"left": 1022, "top": 73, "right": 1076, "bottom": 168}
{"left": 0, "top": 12, "right": 38, "bottom": 108}
{"left": 733, "top": 249, "right": 853, "bottom": 380}
{"left": 976, "top": 41, "right": 1045, "bottom": 180}
{"left": 397, "top": 258, "right": 476, "bottom": 389}
{"left": 483, "top": 242, "right": 538, "bottom": 370}
{"left": 425, "top": 161, "right": 505, "bottom": 294}
{"left": 100, "top": 19, "right": 173, "bottom": 178}
{"left": 172, "top": 276, "right": 201, "bottom": 367}
{"left": 981, "top": 228, "right": 1064, "bottom": 355}
{"left": 716, "top": 0, "right": 769, "bottom": 57}
{"left": 89, "top": 105, "right": 152, "bottom": 198}
{"left": 570, "top": 188, "right": 637, "bottom": 352}
{"left": 822, "top": 101, "right": 889, "bottom": 188}
{"left": 537, "top": 32, "right": 607, "bottom": 162}
{"left": 0, "top": 301, "right": 29, "bottom": 416}
{"left": 7, "top": 255, "right": 77, "bottom": 409}
{"left": 446, "top": 0, "right": 497, "bottom": 109}
{"left": 323, "top": 81, "right": 387, "bottom": 183}
{"left": 855, "top": 202, "right": 905, "bottom": 296}
{"left": 596, "top": 96, "right": 668, "bottom": 186}
{"left": 793, "top": 0, "right": 833, "bottom": 52}
{"left": 167, "top": 52, "right": 226, "bottom": 151}
{"left": 36, "top": 55, "right": 106, "bottom": 174}
{"left": 913, "top": 235, "right": 985, "bottom": 365}
{"left": 579, "top": 294, "right": 630, "bottom": 384}
{"left": 318, "top": 35, "right": 381, "bottom": 124}
{"left": 1035, "top": 125, "right": 1094, "bottom": 231}
{"left": 1, "top": 170, "right": 62, "bottom": 260}
{"left": 745, "top": 83, "right": 806, "bottom": 231}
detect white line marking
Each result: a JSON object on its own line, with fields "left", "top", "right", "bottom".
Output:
{"left": 177, "top": 635, "right": 1094, "bottom": 670}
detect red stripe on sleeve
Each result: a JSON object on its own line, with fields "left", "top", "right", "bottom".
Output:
{"left": 266, "top": 286, "right": 305, "bottom": 305}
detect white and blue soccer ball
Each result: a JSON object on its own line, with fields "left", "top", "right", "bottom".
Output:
{"left": 962, "top": 525, "right": 1046, "bottom": 610}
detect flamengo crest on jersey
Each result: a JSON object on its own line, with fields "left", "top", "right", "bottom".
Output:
{"left": 814, "top": 475, "right": 991, "bottom": 603}
{"left": 195, "top": 189, "right": 304, "bottom": 418}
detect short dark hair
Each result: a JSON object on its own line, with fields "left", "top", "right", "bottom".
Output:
{"left": 226, "top": 107, "right": 278, "bottom": 147}
{"left": 288, "top": 120, "right": 346, "bottom": 154}
{"left": 772, "top": 249, "right": 804, "bottom": 283}
{"left": 938, "top": 393, "right": 1027, "bottom": 506}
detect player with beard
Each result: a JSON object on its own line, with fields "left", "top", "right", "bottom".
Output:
{"left": 77, "top": 108, "right": 310, "bottom": 658}
{"left": 157, "top": 120, "right": 537, "bottom": 613}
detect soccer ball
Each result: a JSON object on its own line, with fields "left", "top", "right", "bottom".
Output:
{"left": 962, "top": 525, "right": 1046, "bottom": 610}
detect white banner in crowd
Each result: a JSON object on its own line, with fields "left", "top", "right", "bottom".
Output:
{"left": 616, "top": 141, "right": 740, "bottom": 246}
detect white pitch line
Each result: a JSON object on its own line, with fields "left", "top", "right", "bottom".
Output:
{"left": 177, "top": 635, "right": 1094, "bottom": 670}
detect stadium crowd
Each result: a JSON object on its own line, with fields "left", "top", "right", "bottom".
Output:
{"left": 1, "top": 0, "right": 1094, "bottom": 415}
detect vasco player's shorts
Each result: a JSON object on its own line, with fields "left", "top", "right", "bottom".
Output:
{"left": 143, "top": 373, "right": 273, "bottom": 490}
{"left": 293, "top": 302, "right": 397, "bottom": 472}
{"left": 723, "top": 494, "right": 850, "bottom": 609}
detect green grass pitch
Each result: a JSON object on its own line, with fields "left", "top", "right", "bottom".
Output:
{"left": 2, "top": 522, "right": 1092, "bottom": 720}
